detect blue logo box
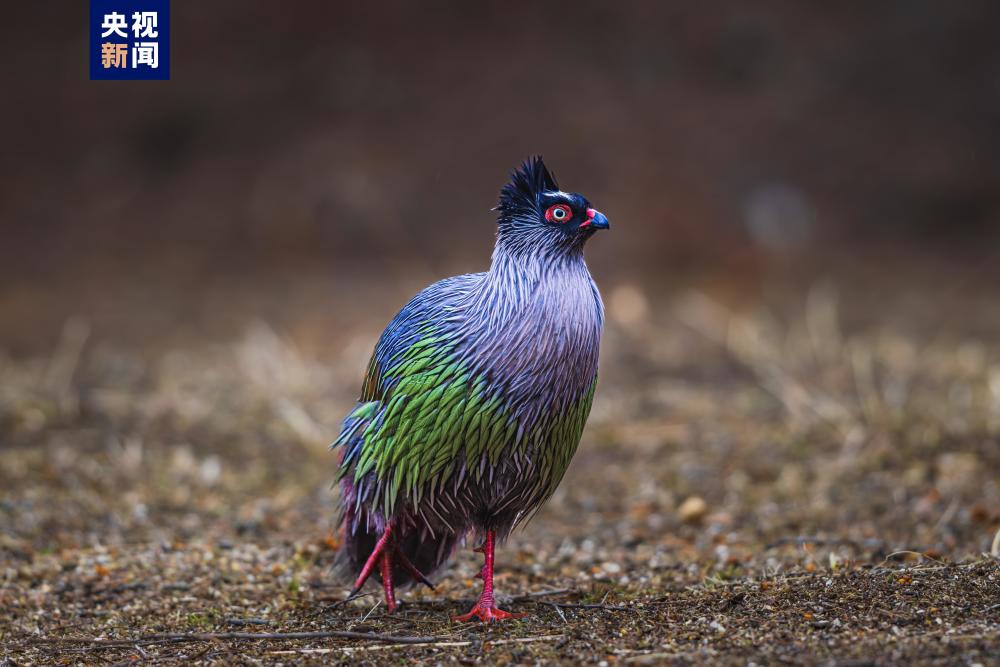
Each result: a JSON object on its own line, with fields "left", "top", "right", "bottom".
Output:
{"left": 90, "top": 0, "right": 170, "bottom": 80}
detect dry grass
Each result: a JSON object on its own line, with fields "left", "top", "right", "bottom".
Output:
{"left": 2, "top": 281, "right": 999, "bottom": 664}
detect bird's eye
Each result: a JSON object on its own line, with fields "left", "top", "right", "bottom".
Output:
{"left": 545, "top": 204, "right": 572, "bottom": 223}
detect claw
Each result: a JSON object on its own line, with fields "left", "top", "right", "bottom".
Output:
{"left": 453, "top": 603, "right": 526, "bottom": 623}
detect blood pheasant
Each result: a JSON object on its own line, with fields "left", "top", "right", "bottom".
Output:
{"left": 333, "top": 157, "right": 609, "bottom": 621}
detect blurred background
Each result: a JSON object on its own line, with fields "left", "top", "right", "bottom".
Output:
{"left": 3, "top": 1, "right": 1000, "bottom": 351}
{"left": 2, "top": 0, "right": 1000, "bottom": 622}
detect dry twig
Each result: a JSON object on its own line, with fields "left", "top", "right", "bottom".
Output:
{"left": 267, "top": 634, "right": 565, "bottom": 656}
{"left": 32, "top": 629, "right": 440, "bottom": 649}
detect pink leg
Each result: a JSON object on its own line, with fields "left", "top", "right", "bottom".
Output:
{"left": 350, "top": 523, "right": 394, "bottom": 597}
{"left": 452, "top": 531, "right": 526, "bottom": 623}
{"left": 350, "top": 523, "right": 434, "bottom": 614}
{"left": 379, "top": 543, "right": 397, "bottom": 613}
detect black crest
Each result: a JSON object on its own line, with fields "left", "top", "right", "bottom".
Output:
{"left": 496, "top": 156, "right": 559, "bottom": 224}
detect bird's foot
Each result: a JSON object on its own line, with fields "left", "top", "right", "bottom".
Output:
{"left": 350, "top": 524, "right": 400, "bottom": 613}
{"left": 453, "top": 600, "right": 526, "bottom": 623}
{"left": 350, "top": 523, "right": 438, "bottom": 615}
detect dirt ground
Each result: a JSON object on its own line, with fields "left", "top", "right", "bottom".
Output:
{"left": 2, "top": 275, "right": 999, "bottom": 665}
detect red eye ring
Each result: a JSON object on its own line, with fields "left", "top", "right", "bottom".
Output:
{"left": 545, "top": 204, "right": 572, "bottom": 223}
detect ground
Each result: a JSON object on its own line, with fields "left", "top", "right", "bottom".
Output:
{"left": 2, "top": 277, "right": 999, "bottom": 665}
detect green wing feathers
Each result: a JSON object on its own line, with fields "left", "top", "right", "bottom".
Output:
{"left": 336, "top": 325, "right": 598, "bottom": 518}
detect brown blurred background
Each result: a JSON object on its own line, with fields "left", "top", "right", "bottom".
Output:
{"left": 2, "top": 1, "right": 1000, "bottom": 353}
